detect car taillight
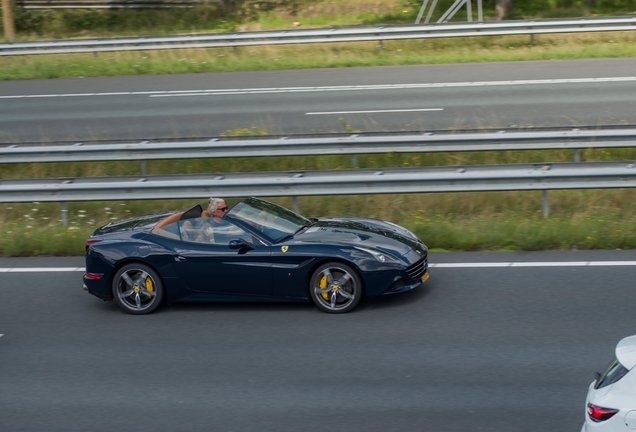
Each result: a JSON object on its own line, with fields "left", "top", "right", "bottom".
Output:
{"left": 85, "top": 238, "right": 103, "bottom": 252}
{"left": 85, "top": 273, "right": 102, "bottom": 280}
{"left": 587, "top": 403, "right": 619, "bottom": 422}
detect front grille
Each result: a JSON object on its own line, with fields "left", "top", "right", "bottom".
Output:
{"left": 406, "top": 254, "right": 428, "bottom": 279}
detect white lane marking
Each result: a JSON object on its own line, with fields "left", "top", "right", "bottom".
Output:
{"left": 0, "top": 267, "right": 85, "bottom": 272}
{"left": 306, "top": 108, "right": 444, "bottom": 115}
{"left": 1, "top": 77, "right": 634, "bottom": 100}
{"left": 429, "top": 261, "right": 636, "bottom": 268}
{"left": 1, "top": 261, "right": 636, "bottom": 273}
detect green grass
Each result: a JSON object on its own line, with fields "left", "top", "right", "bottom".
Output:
{"left": 4, "top": 0, "right": 636, "bottom": 41}
{"left": 3, "top": 142, "right": 636, "bottom": 256}
{"left": 2, "top": 191, "right": 636, "bottom": 256}
{"left": 2, "top": 31, "right": 636, "bottom": 81}
{"left": 3, "top": 147, "right": 636, "bottom": 179}
{"left": 1, "top": 0, "right": 636, "bottom": 81}
{"left": 2, "top": 1, "right": 636, "bottom": 254}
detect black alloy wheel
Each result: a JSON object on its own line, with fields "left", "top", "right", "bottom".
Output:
{"left": 309, "top": 262, "right": 363, "bottom": 313}
{"left": 112, "top": 263, "right": 164, "bottom": 315}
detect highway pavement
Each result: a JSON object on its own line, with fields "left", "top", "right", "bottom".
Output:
{"left": 1, "top": 58, "right": 636, "bottom": 142}
{"left": 2, "top": 250, "right": 636, "bottom": 431}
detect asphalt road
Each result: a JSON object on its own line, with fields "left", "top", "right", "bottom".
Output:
{"left": 2, "top": 250, "right": 636, "bottom": 431}
{"left": 1, "top": 58, "right": 636, "bottom": 142}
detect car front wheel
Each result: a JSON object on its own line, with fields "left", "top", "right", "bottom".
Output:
{"left": 112, "top": 263, "right": 164, "bottom": 315}
{"left": 309, "top": 262, "right": 362, "bottom": 313}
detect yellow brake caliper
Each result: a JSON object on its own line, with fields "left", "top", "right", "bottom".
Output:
{"left": 145, "top": 277, "right": 154, "bottom": 296}
{"left": 319, "top": 275, "right": 329, "bottom": 300}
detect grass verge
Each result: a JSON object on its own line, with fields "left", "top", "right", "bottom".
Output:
{"left": 2, "top": 31, "right": 636, "bottom": 81}
{"left": 2, "top": 189, "right": 636, "bottom": 256}
{"left": 3, "top": 147, "right": 636, "bottom": 179}
{"left": 3, "top": 145, "right": 636, "bottom": 256}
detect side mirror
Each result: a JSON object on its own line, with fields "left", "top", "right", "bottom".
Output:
{"left": 594, "top": 371, "right": 601, "bottom": 382}
{"left": 229, "top": 238, "right": 255, "bottom": 252}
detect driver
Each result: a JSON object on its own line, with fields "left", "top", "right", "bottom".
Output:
{"left": 181, "top": 198, "right": 228, "bottom": 242}
{"left": 207, "top": 198, "right": 229, "bottom": 218}
{"left": 199, "top": 198, "right": 229, "bottom": 241}
{"left": 207, "top": 197, "right": 248, "bottom": 243}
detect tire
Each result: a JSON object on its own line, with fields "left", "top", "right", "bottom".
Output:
{"left": 112, "top": 263, "right": 164, "bottom": 315}
{"left": 309, "top": 262, "right": 363, "bottom": 314}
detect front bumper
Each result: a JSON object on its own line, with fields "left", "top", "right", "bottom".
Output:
{"left": 383, "top": 269, "right": 429, "bottom": 295}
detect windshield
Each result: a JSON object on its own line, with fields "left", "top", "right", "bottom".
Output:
{"left": 226, "top": 197, "right": 311, "bottom": 243}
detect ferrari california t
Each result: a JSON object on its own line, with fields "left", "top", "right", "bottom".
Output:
{"left": 83, "top": 197, "right": 429, "bottom": 314}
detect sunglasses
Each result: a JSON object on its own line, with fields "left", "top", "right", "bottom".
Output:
{"left": 217, "top": 207, "right": 228, "bottom": 212}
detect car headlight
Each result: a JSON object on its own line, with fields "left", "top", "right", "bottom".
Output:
{"left": 355, "top": 247, "right": 400, "bottom": 263}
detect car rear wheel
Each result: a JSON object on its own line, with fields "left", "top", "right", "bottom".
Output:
{"left": 112, "top": 263, "right": 164, "bottom": 315}
{"left": 309, "top": 262, "right": 362, "bottom": 313}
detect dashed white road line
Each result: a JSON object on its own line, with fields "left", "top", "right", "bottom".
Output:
{"left": 306, "top": 108, "right": 444, "bottom": 115}
{"left": 1, "top": 261, "right": 636, "bottom": 273}
{"left": 1, "top": 77, "right": 634, "bottom": 100}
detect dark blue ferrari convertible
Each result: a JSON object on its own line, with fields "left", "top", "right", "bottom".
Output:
{"left": 83, "top": 197, "right": 429, "bottom": 314}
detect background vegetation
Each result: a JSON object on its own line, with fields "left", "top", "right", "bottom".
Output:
{"left": 1, "top": 31, "right": 636, "bottom": 81}
{"left": 0, "top": 0, "right": 635, "bottom": 81}
{"left": 2, "top": 145, "right": 636, "bottom": 256}
{"left": 2, "top": 0, "right": 636, "bottom": 40}
{"left": 1, "top": 0, "right": 636, "bottom": 255}
{"left": 3, "top": 190, "right": 636, "bottom": 256}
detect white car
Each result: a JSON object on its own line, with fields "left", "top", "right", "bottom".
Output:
{"left": 582, "top": 335, "right": 636, "bottom": 431}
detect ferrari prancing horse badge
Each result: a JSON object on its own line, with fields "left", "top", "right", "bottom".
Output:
{"left": 281, "top": 246, "right": 289, "bottom": 253}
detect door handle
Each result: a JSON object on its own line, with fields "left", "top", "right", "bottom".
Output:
{"left": 174, "top": 255, "right": 186, "bottom": 262}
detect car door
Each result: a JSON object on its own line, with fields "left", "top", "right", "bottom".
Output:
{"left": 173, "top": 217, "right": 273, "bottom": 296}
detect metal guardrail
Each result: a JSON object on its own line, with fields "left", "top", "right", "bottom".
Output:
{"left": 21, "top": 0, "right": 209, "bottom": 8}
{"left": 2, "top": 161, "right": 636, "bottom": 203}
{"left": 4, "top": 128, "right": 636, "bottom": 164}
{"left": 1, "top": 16, "right": 635, "bottom": 56}
{"left": 20, "top": 0, "right": 204, "bottom": 8}
{"left": 17, "top": 0, "right": 290, "bottom": 8}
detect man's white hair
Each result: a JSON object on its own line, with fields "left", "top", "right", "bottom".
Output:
{"left": 207, "top": 197, "right": 225, "bottom": 214}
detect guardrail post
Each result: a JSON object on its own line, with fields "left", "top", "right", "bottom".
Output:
{"left": 60, "top": 202, "right": 68, "bottom": 226}
{"left": 530, "top": 34, "right": 535, "bottom": 46}
{"left": 378, "top": 40, "right": 384, "bottom": 50}
{"left": 293, "top": 196, "right": 300, "bottom": 214}
{"left": 574, "top": 149, "right": 581, "bottom": 162}
{"left": 140, "top": 160, "right": 147, "bottom": 175}
{"left": 351, "top": 154, "right": 358, "bottom": 167}
{"left": 1, "top": 0, "right": 16, "bottom": 42}
{"left": 542, "top": 190, "right": 549, "bottom": 218}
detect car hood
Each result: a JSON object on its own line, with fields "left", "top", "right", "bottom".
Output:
{"left": 92, "top": 212, "right": 176, "bottom": 236}
{"left": 293, "top": 217, "right": 426, "bottom": 259}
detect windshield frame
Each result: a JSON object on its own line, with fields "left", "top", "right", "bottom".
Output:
{"left": 225, "top": 197, "right": 311, "bottom": 243}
